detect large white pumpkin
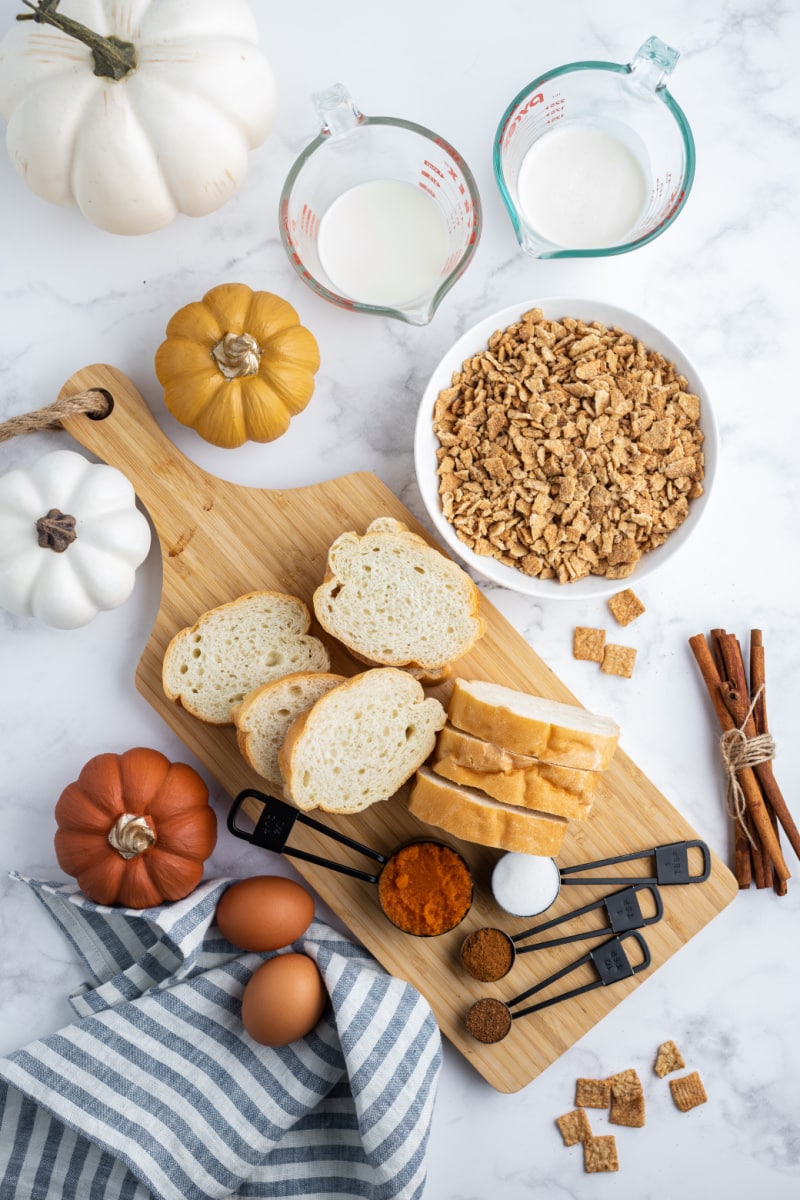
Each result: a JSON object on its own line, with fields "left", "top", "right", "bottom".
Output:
{"left": 0, "top": 0, "right": 276, "bottom": 234}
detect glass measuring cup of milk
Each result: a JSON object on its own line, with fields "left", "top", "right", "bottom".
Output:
{"left": 280, "top": 84, "right": 482, "bottom": 325}
{"left": 494, "top": 36, "right": 695, "bottom": 258}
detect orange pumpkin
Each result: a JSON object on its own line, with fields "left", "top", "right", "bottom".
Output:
{"left": 54, "top": 748, "right": 217, "bottom": 908}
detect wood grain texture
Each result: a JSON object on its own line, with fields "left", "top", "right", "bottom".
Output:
{"left": 59, "top": 365, "right": 738, "bottom": 1093}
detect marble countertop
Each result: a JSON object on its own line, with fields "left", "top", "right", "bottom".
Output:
{"left": 1, "top": 2, "right": 798, "bottom": 1197}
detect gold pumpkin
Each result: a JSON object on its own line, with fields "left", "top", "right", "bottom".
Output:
{"left": 155, "top": 283, "right": 320, "bottom": 449}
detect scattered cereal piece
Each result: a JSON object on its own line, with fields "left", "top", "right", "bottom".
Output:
{"left": 556, "top": 1108, "right": 593, "bottom": 1146}
{"left": 654, "top": 1040, "right": 686, "bottom": 1078}
{"left": 583, "top": 1135, "right": 619, "bottom": 1174}
{"left": 609, "top": 1068, "right": 643, "bottom": 1101}
{"left": 575, "top": 1077, "right": 612, "bottom": 1108}
{"left": 601, "top": 644, "right": 637, "bottom": 678}
{"left": 608, "top": 588, "right": 646, "bottom": 627}
{"left": 670, "top": 1071, "right": 708, "bottom": 1112}
{"left": 609, "top": 1093, "right": 646, "bottom": 1128}
{"left": 573, "top": 626, "right": 606, "bottom": 662}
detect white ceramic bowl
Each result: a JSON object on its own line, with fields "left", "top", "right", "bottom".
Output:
{"left": 414, "top": 298, "right": 718, "bottom": 600}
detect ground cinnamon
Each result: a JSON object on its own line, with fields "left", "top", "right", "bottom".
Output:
{"left": 378, "top": 840, "right": 473, "bottom": 936}
{"left": 465, "top": 997, "right": 513, "bottom": 1043}
{"left": 461, "top": 927, "right": 515, "bottom": 981}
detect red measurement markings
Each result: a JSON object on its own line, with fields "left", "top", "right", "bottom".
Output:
{"left": 421, "top": 170, "right": 441, "bottom": 189}
{"left": 500, "top": 91, "right": 545, "bottom": 147}
{"left": 423, "top": 159, "right": 445, "bottom": 178}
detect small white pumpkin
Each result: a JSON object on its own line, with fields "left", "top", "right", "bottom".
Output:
{"left": 0, "top": 0, "right": 276, "bottom": 235}
{"left": 0, "top": 449, "right": 151, "bottom": 628}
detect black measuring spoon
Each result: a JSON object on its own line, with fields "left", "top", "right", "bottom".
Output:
{"left": 228, "top": 788, "right": 474, "bottom": 936}
{"left": 492, "top": 839, "right": 711, "bottom": 918}
{"left": 460, "top": 881, "right": 663, "bottom": 982}
{"left": 465, "top": 929, "right": 652, "bottom": 1044}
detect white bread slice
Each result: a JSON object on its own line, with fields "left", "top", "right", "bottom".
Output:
{"left": 279, "top": 668, "right": 446, "bottom": 814}
{"left": 447, "top": 679, "right": 620, "bottom": 771}
{"left": 432, "top": 726, "right": 598, "bottom": 819}
{"left": 232, "top": 671, "right": 347, "bottom": 789}
{"left": 162, "top": 591, "right": 330, "bottom": 725}
{"left": 313, "top": 517, "right": 485, "bottom": 672}
{"left": 408, "top": 767, "right": 568, "bottom": 856}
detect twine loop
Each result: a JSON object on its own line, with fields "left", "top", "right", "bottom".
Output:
{"left": 719, "top": 684, "right": 775, "bottom": 845}
{"left": 0, "top": 390, "right": 111, "bottom": 443}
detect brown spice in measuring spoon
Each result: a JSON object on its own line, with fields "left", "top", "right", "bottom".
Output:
{"left": 465, "top": 997, "right": 512, "bottom": 1043}
{"left": 460, "top": 927, "right": 515, "bottom": 981}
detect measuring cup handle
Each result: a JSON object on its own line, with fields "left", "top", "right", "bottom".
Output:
{"left": 627, "top": 36, "right": 680, "bottom": 94}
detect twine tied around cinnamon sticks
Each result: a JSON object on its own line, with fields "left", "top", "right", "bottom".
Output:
{"left": 0, "top": 390, "right": 111, "bottom": 443}
{"left": 690, "top": 629, "right": 797, "bottom": 894}
{"left": 718, "top": 685, "right": 775, "bottom": 845}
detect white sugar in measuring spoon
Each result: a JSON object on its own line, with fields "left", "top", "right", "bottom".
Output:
{"left": 317, "top": 179, "right": 448, "bottom": 308}
{"left": 492, "top": 853, "right": 561, "bottom": 918}
{"left": 516, "top": 124, "right": 648, "bottom": 249}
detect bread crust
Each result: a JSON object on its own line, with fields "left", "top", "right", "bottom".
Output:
{"left": 408, "top": 768, "right": 568, "bottom": 856}
{"left": 448, "top": 680, "right": 619, "bottom": 770}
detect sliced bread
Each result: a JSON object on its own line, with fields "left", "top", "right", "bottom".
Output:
{"left": 447, "top": 679, "right": 620, "bottom": 771}
{"left": 232, "top": 671, "right": 346, "bottom": 789}
{"left": 431, "top": 725, "right": 598, "bottom": 819}
{"left": 408, "top": 767, "right": 568, "bottom": 856}
{"left": 313, "top": 516, "right": 485, "bottom": 672}
{"left": 162, "top": 591, "right": 330, "bottom": 725}
{"left": 279, "top": 668, "right": 446, "bottom": 814}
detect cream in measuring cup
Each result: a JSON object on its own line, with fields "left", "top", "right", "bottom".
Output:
{"left": 280, "top": 85, "right": 481, "bottom": 325}
{"left": 494, "top": 36, "right": 695, "bottom": 258}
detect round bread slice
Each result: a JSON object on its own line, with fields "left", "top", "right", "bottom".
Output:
{"left": 162, "top": 591, "right": 330, "bottom": 725}
{"left": 278, "top": 668, "right": 446, "bottom": 814}
{"left": 313, "top": 516, "right": 485, "bottom": 672}
{"left": 232, "top": 671, "right": 347, "bottom": 789}
{"left": 432, "top": 726, "right": 599, "bottom": 819}
{"left": 447, "top": 679, "right": 620, "bottom": 771}
{"left": 408, "top": 767, "right": 568, "bottom": 856}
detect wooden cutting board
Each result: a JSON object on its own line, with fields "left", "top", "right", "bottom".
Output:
{"left": 60, "top": 364, "right": 737, "bottom": 1093}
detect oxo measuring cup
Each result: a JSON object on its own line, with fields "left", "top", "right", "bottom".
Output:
{"left": 494, "top": 36, "right": 695, "bottom": 258}
{"left": 279, "top": 84, "right": 481, "bottom": 325}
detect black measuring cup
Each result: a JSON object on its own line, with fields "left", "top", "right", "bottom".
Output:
{"left": 228, "top": 789, "right": 474, "bottom": 937}
{"left": 460, "top": 881, "right": 663, "bottom": 982}
{"left": 465, "top": 929, "right": 652, "bottom": 1044}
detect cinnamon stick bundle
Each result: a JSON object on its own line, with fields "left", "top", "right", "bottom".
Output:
{"left": 689, "top": 629, "right": 793, "bottom": 893}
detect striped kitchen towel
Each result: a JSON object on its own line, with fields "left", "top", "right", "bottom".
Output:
{"left": 0, "top": 875, "right": 442, "bottom": 1200}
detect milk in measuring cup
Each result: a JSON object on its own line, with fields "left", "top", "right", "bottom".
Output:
{"left": 516, "top": 125, "right": 648, "bottom": 249}
{"left": 317, "top": 180, "right": 448, "bottom": 308}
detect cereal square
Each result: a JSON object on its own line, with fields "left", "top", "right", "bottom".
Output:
{"left": 608, "top": 588, "right": 646, "bottom": 627}
{"left": 670, "top": 1071, "right": 708, "bottom": 1112}
{"left": 583, "top": 1135, "right": 619, "bottom": 1174}
{"left": 610, "top": 1068, "right": 643, "bottom": 1101}
{"left": 654, "top": 1040, "right": 686, "bottom": 1078}
{"left": 556, "top": 1108, "right": 592, "bottom": 1147}
{"left": 609, "top": 1093, "right": 646, "bottom": 1128}
{"left": 573, "top": 626, "right": 606, "bottom": 662}
{"left": 601, "top": 644, "right": 637, "bottom": 678}
{"left": 575, "top": 1077, "right": 612, "bottom": 1108}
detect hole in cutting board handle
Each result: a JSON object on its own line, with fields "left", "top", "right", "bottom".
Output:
{"left": 86, "top": 388, "right": 114, "bottom": 421}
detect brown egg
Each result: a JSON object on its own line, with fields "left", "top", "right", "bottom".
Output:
{"left": 216, "top": 875, "right": 315, "bottom": 952}
{"left": 241, "top": 953, "right": 327, "bottom": 1046}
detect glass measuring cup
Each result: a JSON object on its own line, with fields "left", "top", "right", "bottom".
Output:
{"left": 494, "top": 36, "right": 695, "bottom": 258}
{"left": 279, "top": 84, "right": 482, "bottom": 325}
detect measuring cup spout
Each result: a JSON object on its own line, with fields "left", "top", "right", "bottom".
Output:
{"left": 626, "top": 36, "right": 680, "bottom": 98}
{"left": 313, "top": 83, "right": 364, "bottom": 138}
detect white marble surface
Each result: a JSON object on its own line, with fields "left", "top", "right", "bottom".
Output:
{"left": 1, "top": 2, "right": 799, "bottom": 1197}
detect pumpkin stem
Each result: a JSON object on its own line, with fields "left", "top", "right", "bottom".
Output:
{"left": 211, "top": 333, "right": 263, "bottom": 380}
{"left": 108, "top": 813, "right": 157, "bottom": 860}
{"left": 36, "top": 508, "right": 77, "bottom": 553}
{"left": 18, "top": 0, "right": 137, "bottom": 82}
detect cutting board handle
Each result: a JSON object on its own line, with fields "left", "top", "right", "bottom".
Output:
{"left": 58, "top": 363, "right": 219, "bottom": 545}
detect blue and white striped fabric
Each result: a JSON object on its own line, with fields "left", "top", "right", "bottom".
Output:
{"left": 0, "top": 875, "right": 442, "bottom": 1200}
